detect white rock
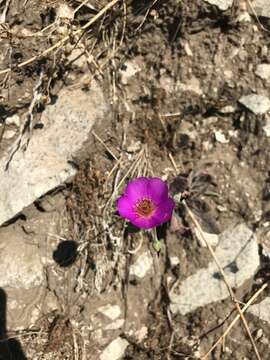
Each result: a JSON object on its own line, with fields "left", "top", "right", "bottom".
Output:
{"left": 135, "top": 326, "right": 148, "bottom": 341}
{"left": 255, "top": 64, "right": 270, "bottom": 80}
{"left": 120, "top": 60, "right": 141, "bottom": 85}
{"left": 104, "top": 319, "right": 125, "bottom": 330}
{"left": 100, "top": 337, "right": 129, "bottom": 360}
{"left": 193, "top": 228, "right": 219, "bottom": 247}
{"left": 215, "top": 130, "right": 229, "bottom": 144}
{"left": 204, "top": 0, "right": 233, "bottom": 11}
{"left": 5, "top": 114, "right": 20, "bottom": 127}
{"left": 0, "top": 83, "right": 108, "bottom": 225}
{"left": 252, "top": 0, "right": 270, "bottom": 18}
{"left": 248, "top": 297, "right": 270, "bottom": 324}
{"left": 177, "top": 76, "right": 202, "bottom": 96}
{"left": 220, "top": 105, "right": 236, "bottom": 113}
{"left": 239, "top": 94, "right": 270, "bottom": 114}
{"left": 98, "top": 304, "right": 121, "bottom": 321}
{"left": 130, "top": 251, "right": 153, "bottom": 279}
{"left": 57, "top": 3, "right": 73, "bottom": 19}
{"left": 159, "top": 75, "right": 175, "bottom": 93}
{"left": 170, "top": 224, "right": 259, "bottom": 315}
{"left": 3, "top": 129, "right": 16, "bottom": 139}
{"left": 183, "top": 42, "right": 193, "bottom": 56}
{"left": 0, "top": 227, "right": 43, "bottom": 289}
{"left": 126, "top": 140, "right": 141, "bottom": 153}
{"left": 170, "top": 256, "right": 180, "bottom": 267}
{"left": 263, "top": 116, "right": 270, "bottom": 137}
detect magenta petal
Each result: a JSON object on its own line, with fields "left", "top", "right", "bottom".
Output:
{"left": 147, "top": 177, "right": 169, "bottom": 204}
{"left": 152, "top": 197, "right": 175, "bottom": 226}
{"left": 131, "top": 216, "right": 157, "bottom": 229}
{"left": 117, "top": 176, "right": 175, "bottom": 229}
{"left": 117, "top": 195, "right": 136, "bottom": 221}
{"left": 125, "top": 177, "right": 149, "bottom": 202}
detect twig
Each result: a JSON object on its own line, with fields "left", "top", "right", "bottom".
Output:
{"left": 135, "top": 0, "right": 159, "bottom": 32}
{"left": 105, "top": 155, "right": 123, "bottom": 186}
{"left": 5, "top": 70, "right": 44, "bottom": 169}
{"left": 160, "top": 112, "right": 181, "bottom": 117}
{"left": 92, "top": 130, "right": 118, "bottom": 160}
{"left": 183, "top": 200, "right": 262, "bottom": 360}
{"left": 73, "top": 0, "right": 92, "bottom": 15}
{"left": 0, "top": 0, "right": 11, "bottom": 23}
{"left": 202, "top": 283, "right": 268, "bottom": 359}
{"left": 168, "top": 152, "right": 179, "bottom": 174}
{"left": 0, "top": 0, "right": 121, "bottom": 76}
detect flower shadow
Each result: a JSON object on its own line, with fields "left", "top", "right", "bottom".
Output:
{"left": 52, "top": 240, "right": 78, "bottom": 267}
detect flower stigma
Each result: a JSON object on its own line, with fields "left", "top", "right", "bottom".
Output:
{"left": 135, "top": 198, "right": 156, "bottom": 218}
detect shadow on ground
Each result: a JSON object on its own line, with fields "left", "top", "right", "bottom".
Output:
{"left": 0, "top": 288, "right": 27, "bottom": 360}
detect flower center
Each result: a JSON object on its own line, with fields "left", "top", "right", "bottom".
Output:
{"left": 135, "top": 198, "right": 156, "bottom": 218}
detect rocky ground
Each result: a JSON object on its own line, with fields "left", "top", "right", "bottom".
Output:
{"left": 1, "top": 0, "right": 270, "bottom": 359}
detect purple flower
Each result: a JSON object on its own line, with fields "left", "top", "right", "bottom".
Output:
{"left": 117, "top": 177, "right": 175, "bottom": 229}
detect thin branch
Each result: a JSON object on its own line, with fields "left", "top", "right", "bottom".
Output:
{"left": 202, "top": 283, "right": 267, "bottom": 359}
{"left": 92, "top": 130, "right": 118, "bottom": 161}
{"left": 183, "top": 200, "right": 262, "bottom": 360}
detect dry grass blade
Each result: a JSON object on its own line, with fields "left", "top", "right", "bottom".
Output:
{"left": 183, "top": 200, "right": 262, "bottom": 360}
{"left": 92, "top": 130, "right": 118, "bottom": 160}
{"left": 202, "top": 283, "right": 268, "bottom": 359}
{"left": 0, "top": 0, "right": 121, "bottom": 76}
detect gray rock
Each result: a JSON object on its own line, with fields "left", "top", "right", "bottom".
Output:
{"left": 0, "top": 224, "right": 59, "bottom": 330}
{"left": 6, "top": 288, "right": 58, "bottom": 330}
{"left": 204, "top": 0, "right": 233, "bottom": 11}
{"left": 255, "top": 64, "right": 270, "bottom": 80}
{"left": 0, "top": 227, "right": 43, "bottom": 289}
{"left": 170, "top": 224, "right": 259, "bottom": 315}
{"left": 248, "top": 297, "right": 270, "bottom": 324}
{"left": 100, "top": 337, "right": 129, "bottom": 360}
{"left": 252, "top": 0, "right": 270, "bottom": 18}
{"left": 239, "top": 94, "right": 270, "bottom": 114}
{"left": 130, "top": 251, "right": 153, "bottom": 279}
{"left": 0, "top": 83, "right": 108, "bottom": 225}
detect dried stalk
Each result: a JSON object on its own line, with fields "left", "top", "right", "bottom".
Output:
{"left": 0, "top": 0, "right": 121, "bottom": 75}
{"left": 183, "top": 200, "right": 262, "bottom": 360}
{"left": 202, "top": 282, "right": 267, "bottom": 358}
